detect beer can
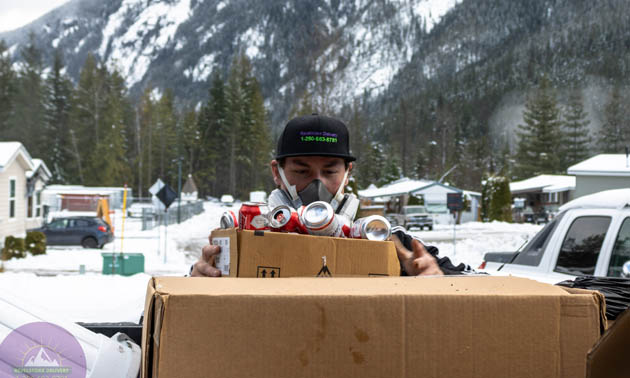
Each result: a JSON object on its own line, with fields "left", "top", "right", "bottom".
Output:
{"left": 299, "top": 201, "right": 350, "bottom": 237}
{"left": 269, "top": 205, "right": 308, "bottom": 233}
{"left": 219, "top": 210, "right": 239, "bottom": 229}
{"left": 349, "top": 215, "right": 392, "bottom": 241}
{"left": 239, "top": 202, "right": 270, "bottom": 231}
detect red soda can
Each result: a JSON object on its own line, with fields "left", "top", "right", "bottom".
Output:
{"left": 299, "top": 201, "right": 350, "bottom": 237}
{"left": 239, "top": 202, "right": 270, "bottom": 231}
{"left": 269, "top": 205, "right": 308, "bottom": 234}
{"left": 219, "top": 210, "right": 239, "bottom": 229}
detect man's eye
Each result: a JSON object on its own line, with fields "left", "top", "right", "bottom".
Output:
{"left": 293, "top": 170, "right": 308, "bottom": 175}
{"left": 325, "top": 170, "right": 338, "bottom": 175}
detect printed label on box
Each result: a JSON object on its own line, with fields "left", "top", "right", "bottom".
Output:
{"left": 212, "top": 237, "right": 230, "bottom": 275}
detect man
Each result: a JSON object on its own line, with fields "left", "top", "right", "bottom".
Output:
{"left": 191, "top": 114, "right": 471, "bottom": 277}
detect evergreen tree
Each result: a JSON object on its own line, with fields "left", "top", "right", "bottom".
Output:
{"left": 44, "top": 49, "right": 74, "bottom": 183}
{"left": 379, "top": 153, "right": 402, "bottom": 186}
{"left": 358, "top": 142, "right": 385, "bottom": 187}
{"left": 514, "top": 76, "right": 564, "bottom": 179}
{"left": 0, "top": 40, "right": 16, "bottom": 139}
{"left": 598, "top": 85, "right": 628, "bottom": 153}
{"left": 92, "top": 70, "right": 132, "bottom": 186}
{"left": 136, "top": 86, "right": 157, "bottom": 197}
{"left": 481, "top": 175, "right": 512, "bottom": 222}
{"left": 12, "top": 32, "right": 46, "bottom": 157}
{"left": 69, "top": 53, "right": 105, "bottom": 184}
{"left": 563, "top": 87, "right": 591, "bottom": 167}
{"left": 154, "top": 89, "right": 178, "bottom": 185}
{"left": 225, "top": 57, "right": 245, "bottom": 197}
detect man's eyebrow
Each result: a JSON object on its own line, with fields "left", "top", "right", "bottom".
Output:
{"left": 324, "top": 160, "right": 343, "bottom": 168}
{"left": 292, "top": 159, "right": 310, "bottom": 167}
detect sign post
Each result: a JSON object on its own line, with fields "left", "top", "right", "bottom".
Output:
{"left": 447, "top": 193, "right": 463, "bottom": 256}
{"left": 156, "top": 183, "right": 177, "bottom": 264}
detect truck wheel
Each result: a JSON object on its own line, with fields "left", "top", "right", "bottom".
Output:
{"left": 82, "top": 237, "right": 98, "bottom": 249}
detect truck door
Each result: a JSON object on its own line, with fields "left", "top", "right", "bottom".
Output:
{"left": 604, "top": 216, "right": 630, "bottom": 277}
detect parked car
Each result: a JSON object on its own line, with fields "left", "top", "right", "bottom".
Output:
{"left": 220, "top": 194, "right": 235, "bottom": 206}
{"left": 479, "top": 188, "right": 630, "bottom": 284}
{"left": 29, "top": 216, "right": 114, "bottom": 249}
{"left": 386, "top": 205, "right": 433, "bottom": 230}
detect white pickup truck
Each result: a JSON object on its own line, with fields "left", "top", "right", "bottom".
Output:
{"left": 480, "top": 189, "right": 630, "bottom": 284}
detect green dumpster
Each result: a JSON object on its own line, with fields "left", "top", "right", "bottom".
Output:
{"left": 101, "top": 253, "right": 145, "bottom": 276}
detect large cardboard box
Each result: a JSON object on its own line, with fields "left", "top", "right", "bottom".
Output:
{"left": 211, "top": 229, "right": 400, "bottom": 277}
{"left": 142, "top": 276, "right": 606, "bottom": 378}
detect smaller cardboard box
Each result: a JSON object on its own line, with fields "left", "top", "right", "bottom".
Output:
{"left": 210, "top": 228, "right": 400, "bottom": 277}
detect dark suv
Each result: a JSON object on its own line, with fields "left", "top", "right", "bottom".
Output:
{"left": 30, "top": 216, "right": 114, "bottom": 249}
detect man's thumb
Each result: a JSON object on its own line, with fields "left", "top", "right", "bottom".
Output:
{"left": 411, "top": 239, "right": 429, "bottom": 258}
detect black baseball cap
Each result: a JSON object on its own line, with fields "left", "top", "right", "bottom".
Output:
{"left": 275, "top": 114, "right": 356, "bottom": 161}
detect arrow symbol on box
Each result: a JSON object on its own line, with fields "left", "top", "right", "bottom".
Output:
{"left": 261, "top": 269, "right": 267, "bottom": 277}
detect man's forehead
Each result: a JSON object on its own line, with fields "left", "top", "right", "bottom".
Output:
{"left": 287, "top": 156, "right": 345, "bottom": 167}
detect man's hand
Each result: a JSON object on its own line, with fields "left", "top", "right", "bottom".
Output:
{"left": 392, "top": 234, "right": 444, "bottom": 276}
{"left": 190, "top": 235, "right": 222, "bottom": 277}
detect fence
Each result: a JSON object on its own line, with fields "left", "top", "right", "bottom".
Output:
{"left": 141, "top": 201, "right": 205, "bottom": 231}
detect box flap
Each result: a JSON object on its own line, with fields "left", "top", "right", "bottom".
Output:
{"left": 586, "top": 309, "right": 630, "bottom": 378}
{"left": 141, "top": 277, "right": 156, "bottom": 378}
{"left": 151, "top": 275, "right": 571, "bottom": 296}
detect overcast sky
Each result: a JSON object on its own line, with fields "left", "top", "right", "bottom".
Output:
{"left": 0, "top": 0, "right": 72, "bottom": 33}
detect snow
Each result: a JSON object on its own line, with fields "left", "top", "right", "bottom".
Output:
{"left": 510, "top": 174, "right": 576, "bottom": 193}
{"left": 358, "top": 177, "right": 435, "bottom": 198}
{"left": 100, "top": 0, "right": 192, "bottom": 88}
{"left": 0, "top": 200, "right": 543, "bottom": 323}
{"left": 0, "top": 142, "right": 24, "bottom": 169}
{"left": 567, "top": 154, "right": 630, "bottom": 176}
{"left": 216, "top": 1, "right": 227, "bottom": 12}
{"left": 185, "top": 53, "right": 216, "bottom": 82}
{"left": 240, "top": 27, "right": 265, "bottom": 60}
{"left": 559, "top": 188, "right": 630, "bottom": 211}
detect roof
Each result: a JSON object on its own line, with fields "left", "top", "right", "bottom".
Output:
{"left": 0, "top": 142, "right": 34, "bottom": 172}
{"left": 358, "top": 177, "right": 464, "bottom": 199}
{"left": 567, "top": 154, "right": 630, "bottom": 177}
{"left": 509, "top": 175, "right": 575, "bottom": 194}
{"left": 559, "top": 188, "right": 630, "bottom": 211}
{"left": 182, "top": 175, "right": 198, "bottom": 194}
{"left": 26, "top": 159, "right": 52, "bottom": 181}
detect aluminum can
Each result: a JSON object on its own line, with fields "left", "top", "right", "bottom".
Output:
{"left": 268, "top": 205, "right": 308, "bottom": 233}
{"left": 239, "top": 202, "right": 270, "bottom": 231}
{"left": 349, "top": 215, "right": 392, "bottom": 241}
{"left": 299, "top": 201, "right": 351, "bottom": 237}
{"left": 219, "top": 210, "right": 239, "bottom": 229}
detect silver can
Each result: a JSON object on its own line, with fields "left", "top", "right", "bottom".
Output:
{"left": 349, "top": 215, "right": 392, "bottom": 241}
{"left": 300, "top": 201, "right": 349, "bottom": 237}
{"left": 219, "top": 210, "right": 239, "bottom": 229}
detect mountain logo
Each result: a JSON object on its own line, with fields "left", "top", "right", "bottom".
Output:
{"left": 0, "top": 322, "right": 86, "bottom": 378}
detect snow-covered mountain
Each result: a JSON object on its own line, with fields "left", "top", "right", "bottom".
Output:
{"left": 0, "top": 0, "right": 460, "bottom": 125}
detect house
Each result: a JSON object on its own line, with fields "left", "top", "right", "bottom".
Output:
{"left": 509, "top": 175, "right": 576, "bottom": 220}
{"left": 358, "top": 178, "right": 481, "bottom": 224}
{"left": 567, "top": 154, "right": 630, "bottom": 198}
{"left": 42, "top": 185, "right": 132, "bottom": 212}
{"left": 0, "top": 142, "right": 51, "bottom": 244}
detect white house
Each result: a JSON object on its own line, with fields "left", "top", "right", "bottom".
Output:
{"left": 358, "top": 178, "right": 481, "bottom": 224}
{"left": 509, "top": 174, "right": 576, "bottom": 217}
{"left": 0, "top": 142, "right": 51, "bottom": 245}
{"left": 567, "top": 154, "right": 630, "bottom": 198}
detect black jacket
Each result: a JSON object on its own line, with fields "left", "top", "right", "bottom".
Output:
{"left": 392, "top": 227, "right": 473, "bottom": 275}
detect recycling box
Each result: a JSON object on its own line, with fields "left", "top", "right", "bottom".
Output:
{"left": 210, "top": 228, "right": 400, "bottom": 277}
{"left": 101, "top": 253, "right": 145, "bottom": 276}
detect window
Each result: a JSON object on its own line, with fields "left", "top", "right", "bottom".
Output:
{"left": 36, "top": 191, "right": 41, "bottom": 217}
{"left": 9, "top": 178, "right": 16, "bottom": 218}
{"left": 547, "top": 192, "right": 558, "bottom": 203}
{"left": 554, "top": 216, "right": 611, "bottom": 276}
{"left": 512, "top": 212, "right": 564, "bottom": 266}
{"left": 27, "top": 194, "right": 33, "bottom": 218}
{"left": 607, "top": 217, "right": 630, "bottom": 277}
{"left": 48, "top": 219, "right": 68, "bottom": 229}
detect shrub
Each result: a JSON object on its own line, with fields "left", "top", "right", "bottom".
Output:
{"left": 25, "top": 231, "right": 47, "bottom": 256}
{"left": 1, "top": 236, "right": 26, "bottom": 260}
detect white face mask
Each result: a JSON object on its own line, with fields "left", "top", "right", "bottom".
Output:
{"left": 277, "top": 165, "right": 349, "bottom": 210}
